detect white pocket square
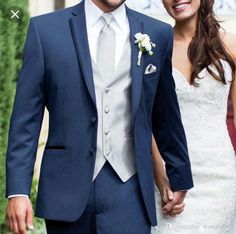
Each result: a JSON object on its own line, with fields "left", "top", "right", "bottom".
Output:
{"left": 145, "top": 64, "right": 157, "bottom": 75}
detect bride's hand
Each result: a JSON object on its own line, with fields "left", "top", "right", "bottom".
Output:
{"left": 162, "top": 191, "right": 187, "bottom": 217}
{"left": 155, "top": 175, "right": 185, "bottom": 217}
{"left": 155, "top": 174, "right": 174, "bottom": 207}
{"left": 151, "top": 135, "right": 184, "bottom": 217}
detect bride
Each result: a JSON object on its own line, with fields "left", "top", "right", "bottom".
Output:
{"left": 152, "top": 0, "right": 236, "bottom": 233}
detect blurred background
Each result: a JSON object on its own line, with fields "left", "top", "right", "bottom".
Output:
{"left": 0, "top": 0, "right": 235, "bottom": 233}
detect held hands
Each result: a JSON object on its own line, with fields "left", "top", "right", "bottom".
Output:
{"left": 151, "top": 135, "right": 187, "bottom": 218}
{"left": 155, "top": 172, "right": 186, "bottom": 217}
{"left": 6, "top": 197, "right": 34, "bottom": 234}
{"left": 153, "top": 160, "right": 186, "bottom": 217}
{"left": 161, "top": 190, "right": 187, "bottom": 217}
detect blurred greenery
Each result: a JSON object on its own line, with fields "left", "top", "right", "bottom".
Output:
{"left": 0, "top": 1, "right": 45, "bottom": 233}
{"left": 29, "top": 180, "right": 46, "bottom": 234}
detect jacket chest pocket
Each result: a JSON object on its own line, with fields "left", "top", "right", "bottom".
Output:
{"left": 143, "top": 70, "right": 160, "bottom": 82}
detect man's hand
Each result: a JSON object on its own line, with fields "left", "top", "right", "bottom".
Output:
{"left": 6, "top": 197, "right": 34, "bottom": 234}
{"left": 162, "top": 191, "right": 187, "bottom": 217}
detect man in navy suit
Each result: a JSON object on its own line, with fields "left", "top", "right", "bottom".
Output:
{"left": 6, "top": 0, "right": 193, "bottom": 233}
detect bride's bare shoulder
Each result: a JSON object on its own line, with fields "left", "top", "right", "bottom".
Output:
{"left": 220, "top": 31, "right": 236, "bottom": 59}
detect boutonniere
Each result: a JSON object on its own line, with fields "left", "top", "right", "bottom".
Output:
{"left": 134, "top": 33, "right": 156, "bottom": 66}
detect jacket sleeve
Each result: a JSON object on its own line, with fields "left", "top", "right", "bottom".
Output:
{"left": 6, "top": 18, "right": 46, "bottom": 197}
{"left": 152, "top": 26, "right": 194, "bottom": 191}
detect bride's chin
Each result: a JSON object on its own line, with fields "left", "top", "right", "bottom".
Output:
{"left": 172, "top": 13, "right": 195, "bottom": 23}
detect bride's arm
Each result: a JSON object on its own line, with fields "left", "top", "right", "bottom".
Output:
{"left": 222, "top": 32, "right": 236, "bottom": 128}
{"left": 231, "top": 45, "right": 236, "bottom": 128}
{"left": 152, "top": 136, "right": 186, "bottom": 216}
{"left": 151, "top": 135, "right": 173, "bottom": 205}
{"left": 228, "top": 34, "right": 236, "bottom": 128}
{"left": 231, "top": 81, "right": 236, "bottom": 129}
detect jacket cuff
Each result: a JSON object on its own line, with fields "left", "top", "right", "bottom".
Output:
{"left": 167, "top": 163, "right": 194, "bottom": 191}
{"left": 6, "top": 180, "right": 31, "bottom": 198}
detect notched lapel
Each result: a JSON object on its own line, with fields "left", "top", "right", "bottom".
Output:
{"left": 69, "top": 1, "right": 97, "bottom": 107}
{"left": 126, "top": 7, "right": 144, "bottom": 119}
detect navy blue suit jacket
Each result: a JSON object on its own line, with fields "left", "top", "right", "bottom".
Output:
{"left": 6, "top": 1, "right": 193, "bottom": 226}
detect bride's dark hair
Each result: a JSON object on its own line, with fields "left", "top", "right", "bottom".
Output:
{"left": 188, "top": 0, "right": 235, "bottom": 86}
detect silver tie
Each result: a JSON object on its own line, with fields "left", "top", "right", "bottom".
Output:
{"left": 97, "top": 14, "right": 116, "bottom": 84}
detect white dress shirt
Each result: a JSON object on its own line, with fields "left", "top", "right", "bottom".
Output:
{"left": 85, "top": 0, "right": 130, "bottom": 68}
{"left": 8, "top": 0, "right": 130, "bottom": 199}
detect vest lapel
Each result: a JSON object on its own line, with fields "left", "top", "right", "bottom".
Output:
{"left": 69, "top": 1, "right": 97, "bottom": 107}
{"left": 126, "top": 7, "right": 144, "bottom": 120}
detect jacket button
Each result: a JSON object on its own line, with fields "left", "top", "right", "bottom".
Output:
{"left": 90, "top": 148, "right": 95, "bottom": 155}
{"left": 91, "top": 117, "right": 97, "bottom": 124}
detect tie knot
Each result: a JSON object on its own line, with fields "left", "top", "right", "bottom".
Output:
{"left": 101, "top": 13, "right": 114, "bottom": 27}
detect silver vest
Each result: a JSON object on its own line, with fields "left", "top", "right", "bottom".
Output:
{"left": 92, "top": 34, "right": 136, "bottom": 182}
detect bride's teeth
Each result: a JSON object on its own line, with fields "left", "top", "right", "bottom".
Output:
{"left": 175, "top": 3, "right": 189, "bottom": 10}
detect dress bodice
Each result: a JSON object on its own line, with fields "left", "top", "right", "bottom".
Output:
{"left": 173, "top": 60, "right": 233, "bottom": 148}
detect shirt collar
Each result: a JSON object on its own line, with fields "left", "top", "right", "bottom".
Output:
{"left": 85, "top": 0, "right": 127, "bottom": 31}
{"left": 85, "top": 0, "right": 103, "bottom": 27}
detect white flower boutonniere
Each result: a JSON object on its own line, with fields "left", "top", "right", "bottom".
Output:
{"left": 134, "top": 33, "right": 156, "bottom": 66}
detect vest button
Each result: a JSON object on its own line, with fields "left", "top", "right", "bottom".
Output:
{"left": 105, "top": 150, "right": 110, "bottom": 156}
{"left": 104, "top": 129, "right": 109, "bottom": 135}
{"left": 105, "top": 108, "right": 110, "bottom": 114}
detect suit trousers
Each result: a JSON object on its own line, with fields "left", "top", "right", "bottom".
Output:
{"left": 45, "top": 162, "right": 151, "bottom": 234}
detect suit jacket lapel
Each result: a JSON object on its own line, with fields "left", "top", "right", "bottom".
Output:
{"left": 69, "top": 1, "right": 97, "bottom": 107}
{"left": 69, "top": 3, "right": 143, "bottom": 114}
{"left": 126, "top": 7, "right": 144, "bottom": 119}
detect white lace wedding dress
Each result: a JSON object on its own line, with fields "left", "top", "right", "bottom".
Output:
{"left": 152, "top": 60, "right": 236, "bottom": 234}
